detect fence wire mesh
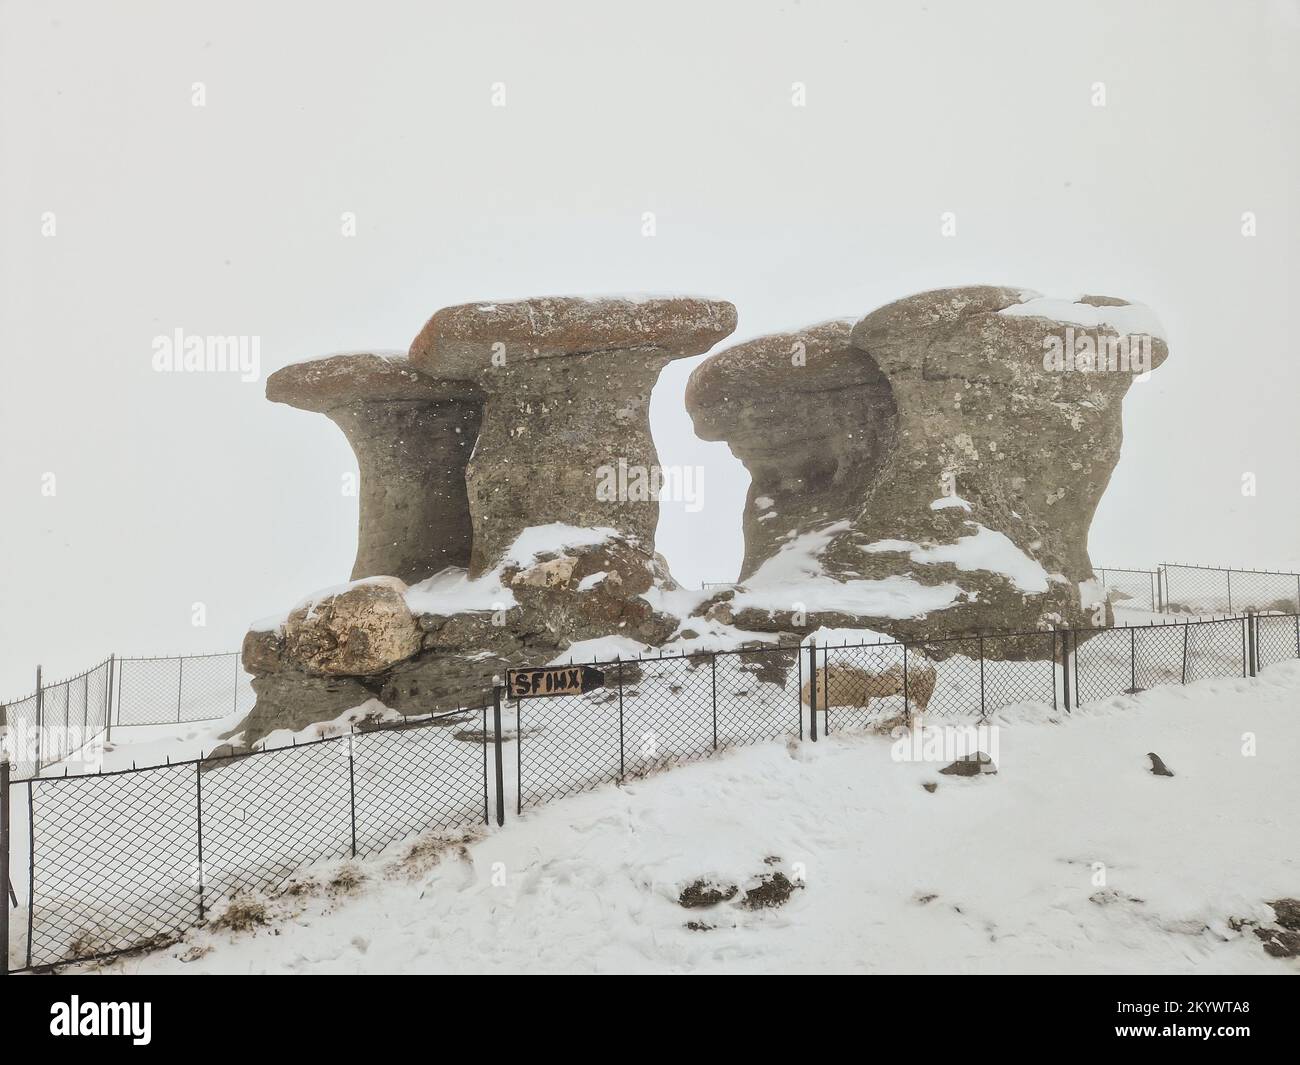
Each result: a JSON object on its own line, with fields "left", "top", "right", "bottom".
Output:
{"left": 1096, "top": 567, "right": 1158, "bottom": 612}
{"left": 6, "top": 612, "right": 1300, "bottom": 973}
{"left": 10, "top": 709, "right": 487, "bottom": 971}
{"left": 115, "top": 652, "right": 253, "bottom": 727}
{"left": 1161, "top": 564, "right": 1300, "bottom": 615}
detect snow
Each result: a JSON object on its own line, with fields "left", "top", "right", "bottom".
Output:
{"left": 576, "top": 571, "right": 609, "bottom": 591}
{"left": 288, "top": 348, "right": 410, "bottom": 366}
{"left": 291, "top": 575, "right": 407, "bottom": 619}
{"left": 79, "top": 661, "right": 1300, "bottom": 975}
{"left": 861, "top": 539, "right": 918, "bottom": 554}
{"left": 999, "top": 296, "right": 1167, "bottom": 341}
{"left": 909, "top": 525, "right": 1050, "bottom": 594}
{"left": 405, "top": 566, "right": 516, "bottom": 615}
{"left": 801, "top": 625, "right": 896, "bottom": 646}
{"left": 500, "top": 524, "right": 621, "bottom": 567}
{"left": 732, "top": 523, "right": 963, "bottom": 619}
{"left": 546, "top": 636, "right": 656, "bottom": 664}
{"left": 258, "top": 699, "right": 406, "bottom": 750}
{"left": 930, "top": 495, "right": 972, "bottom": 511}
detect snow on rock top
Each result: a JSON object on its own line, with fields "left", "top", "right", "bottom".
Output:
{"left": 930, "top": 495, "right": 973, "bottom": 512}
{"left": 732, "top": 523, "right": 964, "bottom": 619}
{"left": 909, "top": 525, "right": 1050, "bottom": 594}
{"left": 999, "top": 295, "right": 1167, "bottom": 341}
{"left": 404, "top": 565, "right": 517, "bottom": 615}
{"left": 403, "top": 525, "right": 634, "bottom": 616}
{"left": 801, "top": 625, "right": 898, "bottom": 647}
{"left": 500, "top": 524, "right": 623, "bottom": 568}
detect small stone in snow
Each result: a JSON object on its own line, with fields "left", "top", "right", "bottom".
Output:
{"left": 1147, "top": 752, "right": 1174, "bottom": 777}
{"left": 939, "top": 751, "right": 996, "bottom": 776}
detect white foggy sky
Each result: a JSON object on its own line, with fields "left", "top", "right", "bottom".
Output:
{"left": 1, "top": 0, "right": 1297, "bottom": 695}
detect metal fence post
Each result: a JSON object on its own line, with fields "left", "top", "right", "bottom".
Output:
{"left": 710, "top": 653, "right": 718, "bottom": 752}
{"left": 1181, "top": 623, "right": 1189, "bottom": 685}
{"left": 1226, "top": 568, "right": 1233, "bottom": 613}
{"left": 194, "top": 762, "right": 205, "bottom": 921}
{"left": 232, "top": 652, "right": 240, "bottom": 716}
{"left": 1242, "top": 611, "right": 1253, "bottom": 681}
{"left": 902, "top": 642, "right": 909, "bottom": 716}
{"left": 1049, "top": 631, "right": 1057, "bottom": 711}
{"left": 1, "top": 760, "right": 9, "bottom": 974}
{"left": 25, "top": 780, "right": 33, "bottom": 968}
{"left": 796, "top": 643, "right": 803, "bottom": 740}
{"left": 177, "top": 656, "right": 184, "bottom": 722}
{"left": 491, "top": 685, "right": 505, "bottom": 827}
{"left": 807, "top": 640, "right": 818, "bottom": 742}
{"left": 347, "top": 733, "right": 357, "bottom": 856}
{"left": 105, "top": 654, "right": 115, "bottom": 743}
{"left": 978, "top": 635, "right": 986, "bottom": 718}
{"left": 1060, "top": 629, "right": 1071, "bottom": 712}
{"left": 34, "top": 666, "right": 42, "bottom": 773}
{"left": 1129, "top": 626, "right": 1137, "bottom": 693}
{"left": 616, "top": 661, "right": 625, "bottom": 781}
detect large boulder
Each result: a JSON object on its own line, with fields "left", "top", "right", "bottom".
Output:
{"left": 282, "top": 577, "right": 423, "bottom": 676}
{"left": 410, "top": 296, "right": 737, "bottom": 574}
{"left": 266, "top": 352, "right": 482, "bottom": 584}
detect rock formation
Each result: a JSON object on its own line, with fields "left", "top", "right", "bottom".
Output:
{"left": 685, "top": 320, "right": 897, "bottom": 580}
{"left": 236, "top": 285, "right": 1168, "bottom": 745}
{"left": 688, "top": 287, "right": 1168, "bottom": 644}
{"left": 266, "top": 353, "right": 481, "bottom": 584}
{"left": 409, "top": 296, "right": 737, "bottom": 574}
{"left": 234, "top": 297, "right": 736, "bottom": 747}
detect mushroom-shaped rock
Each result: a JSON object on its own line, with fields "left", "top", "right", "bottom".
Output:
{"left": 266, "top": 353, "right": 482, "bottom": 584}
{"left": 711, "top": 287, "right": 1168, "bottom": 642}
{"left": 410, "top": 296, "right": 737, "bottom": 574}
{"left": 685, "top": 320, "right": 898, "bottom": 580}
{"left": 827, "top": 286, "right": 1167, "bottom": 637}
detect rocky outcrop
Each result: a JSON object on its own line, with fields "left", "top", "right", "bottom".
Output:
{"left": 685, "top": 320, "right": 897, "bottom": 580}
{"left": 689, "top": 287, "right": 1168, "bottom": 644}
{"left": 266, "top": 353, "right": 481, "bottom": 584}
{"left": 235, "top": 528, "right": 683, "bottom": 747}
{"left": 410, "top": 296, "right": 737, "bottom": 574}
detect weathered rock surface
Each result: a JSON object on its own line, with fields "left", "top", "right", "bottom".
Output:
{"left": 695, "top": 287, "right": 1168, "bottom": 644}
{"left": 235, "top": 531, "right": 682, "bottom": 747}
{"left": 410, "top": 296, "right": 736, "bottom": 574}
{"left": 283, "top": 577, "right": 423, "bottom": 676}
{"left": 686, "top": 320, "right": 897, "bottom": 580}
{"left": 266, "top": 353, "right": 482, "bottom": 583}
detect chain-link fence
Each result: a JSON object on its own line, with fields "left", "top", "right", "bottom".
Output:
{"left": 1, "top": 652, "right": 256, "bottom": 777}
{"left": 1160, "top": 564, "right": 1300, "bottom": 615}
{"left": 0, "top": 660, "right": 113, "bottom": 778}
{"left": 6, "top": 610, "right": 1300, "bottom": 972}
{"left": 511, "top": 613, "right": 1299, "bottom": 811}
{"left": 5, "top": 707, "right": 488, "bottom": 972}
{"left": 515, "top": 650, "right": 804, "bottom": 812}
{"left": 114, "top": 652, "right": 255, "bottom": 727}
{"left": 1096, "top": 567, "right": 1160, "bottom": 612}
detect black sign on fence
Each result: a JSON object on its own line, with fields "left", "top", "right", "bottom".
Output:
{"left": 506, "top": 665, "right": 605, "bottom": 699}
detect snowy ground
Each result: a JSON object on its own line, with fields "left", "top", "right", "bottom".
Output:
{"left": 67, "top": 659, "right": 1300, "bottom": 975}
